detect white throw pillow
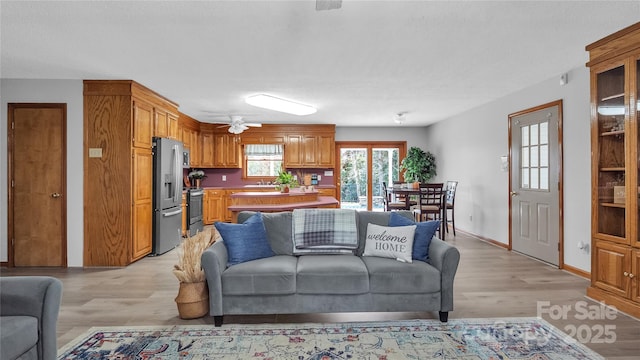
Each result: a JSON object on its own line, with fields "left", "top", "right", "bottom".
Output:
{"left": 363, "top": 223, "right": 416, "bottom": 263}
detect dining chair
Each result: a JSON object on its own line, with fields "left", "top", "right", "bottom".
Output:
{"left": 444, "top": 181, "right": 458, "bottom": 236}
{"left": 413, "top": 183, "right": 445, "bottom": 239}
{"left": 382, "top": 182, "right": 407, "bottom": 211}
{"left": 392, "top": 180, "right": 417, "bottom": 207}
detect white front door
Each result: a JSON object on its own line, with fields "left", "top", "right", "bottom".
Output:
{"left": 509, "top": 101, "right": 562, "bottom": 266}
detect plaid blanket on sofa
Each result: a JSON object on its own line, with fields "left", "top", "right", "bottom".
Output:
{"left": 292, "top": 209, "right": 358, "bottom": 252}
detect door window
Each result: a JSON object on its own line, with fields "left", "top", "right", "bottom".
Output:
{"left": 521, "top": 120, "right": 550, "bottom": 190}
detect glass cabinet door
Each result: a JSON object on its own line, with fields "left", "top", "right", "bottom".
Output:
{"left": 595, "top": 64, "right": 626, "bottom": 239}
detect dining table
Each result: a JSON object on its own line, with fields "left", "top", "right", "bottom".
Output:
{"left": 386, "top": 186, "right": 421, "bottom": 210}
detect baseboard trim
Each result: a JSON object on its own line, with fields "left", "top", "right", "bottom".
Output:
{"left": 562, "top": 264, "right": 590, "bottom": 279}
{"left": 455, "top": 228, "right": 509, "bottom": 250}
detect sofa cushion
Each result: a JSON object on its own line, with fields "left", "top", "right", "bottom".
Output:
{"left": 215, "top": 212, "right": 275, "bottom": 266}
{"left": 363, "top": 223, "right": 416, "bottom": 263}
{"left": 222, "top": 255, "right": 297, "bottom": 295}
{"left": 297, "top": 255, "right": 369, "bottom": 294}
{"left": 362, "top": 256, "right": 441, "bottom": 294}
{"left": 0, "top": 316, "right": 38, "bottom": 360}
{"left": 238, "top": 211, "right": 293, "bottom": 255}
{"left": 389, "top": 212, "right": 440, "bottom": 262}
{"left": 355, "top": 211, "right": 413, "bottom": 255}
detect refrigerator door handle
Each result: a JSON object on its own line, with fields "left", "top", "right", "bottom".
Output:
{"left": 174, "top": 144, "right": 181, "bottom": 204}
{"left": 163, "top": 208, "right": 183, "bottom": 217}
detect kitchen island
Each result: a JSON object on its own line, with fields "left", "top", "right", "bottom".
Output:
{"left": 228, "top": 188, "right": 338, "bottom": 222}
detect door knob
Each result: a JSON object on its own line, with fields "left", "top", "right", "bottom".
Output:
{"left": 51, "top": 193, "right": 61, "bottom": 198}
{"left": 624, "top": 272, "right": 629, "bottom": 277}
{"left": 629, "top": 273, "right": 635, "bottom": 279}
{"left": 510, "top": 191, "right": 518, "bottom": 197}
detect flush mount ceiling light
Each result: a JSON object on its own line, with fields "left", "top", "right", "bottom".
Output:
{"left": 245, "top": 94, "right": 317, "bottom": 116}
{"left": 394, "top": 113, "right": 407, "bottom": 125}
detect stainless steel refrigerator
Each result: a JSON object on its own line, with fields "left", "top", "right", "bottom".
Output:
{"left": 152, "top": 137, "right": 184, "bottom": 255}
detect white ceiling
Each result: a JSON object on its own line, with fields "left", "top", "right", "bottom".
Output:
{"left": 2, "top": 1, "right": 639, "bottom": 127}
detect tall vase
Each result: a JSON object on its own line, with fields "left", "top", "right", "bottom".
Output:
{"left": 175, "top": 281, "right": 209, "bottom": 319}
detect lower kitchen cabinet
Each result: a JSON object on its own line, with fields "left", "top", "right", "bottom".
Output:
{"left": 204, "top": 189, "right": 225, "bottom": 224}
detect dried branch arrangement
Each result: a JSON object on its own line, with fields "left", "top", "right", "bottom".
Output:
{"left": 173, "top": 228, "right": 218, "bottom": 283}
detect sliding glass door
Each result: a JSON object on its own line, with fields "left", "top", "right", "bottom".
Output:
{"left": 336, "top": 142, "right": 406, "bottom": 211}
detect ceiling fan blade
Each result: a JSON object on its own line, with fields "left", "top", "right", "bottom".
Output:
{"left": 244, "top": 123, "right": 262, "bottom": 127}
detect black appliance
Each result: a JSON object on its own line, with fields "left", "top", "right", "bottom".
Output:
{"left": 311, "top": 174, "right": 318, "bottom": 185}
{"left": 187, "top": 188, "right": 204, "bottom": 237}
{"left": 151, "top": 137, "right": 183, "bottom": 255}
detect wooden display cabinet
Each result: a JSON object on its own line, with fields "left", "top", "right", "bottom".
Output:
{"left": 586, "top": 22, "right": 640, "bottom": 318}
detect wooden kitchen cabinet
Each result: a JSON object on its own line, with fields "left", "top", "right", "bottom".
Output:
{"left": 154, "top": 109, "right": 168, "bottom": 138}
{"left": 168, "top": 113, "right": 179, "bottom": 139}
{"left": 132, "top": 147, "right": 153, "bottom": 260}
{"left": 317, "top": 134, "right": 335, "bottom": 167}
{"left": 213, "top": 133, "right": 241, "bottom": 168}
{"left": 586, "top": 22, "right": 640, "bottom": 318}
{"left": 316, "top": 187, "right": 336, "bottom": 198}
{"left": 84, "top": 80, "right": 179, "bottom": 266}
{"left": 201, "top": 130, "right": 215, "bottom": 167}
{"left": 133, "top": 101, "right": 153, "bottom": 149}
{"left": 204, "top": 189, "right": 225, "bottom": 224}
{"left": 284, "top": 133, "right": 335, "bottom": 168}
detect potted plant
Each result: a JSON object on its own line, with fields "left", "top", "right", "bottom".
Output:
{"left": 400, "top": 147, "right": 437, "bottom": 186}
{"left": 274, "top": 168, "right": 298, "bottom": 193}
{"left": 188, "top": 169, "right": 206, "bottom": 188}
{"left": 173, "top": 228, "right": 218, "bottom": 319}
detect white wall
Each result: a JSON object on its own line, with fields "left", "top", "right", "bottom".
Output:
{"left": 336, "top": 126, "right": 428, "bottom": 149}
{"left": 1, "top": 79, "right": 84, "bottom": 266}
{"left": 424, "top": 66, "right": 592, "bottom": 272}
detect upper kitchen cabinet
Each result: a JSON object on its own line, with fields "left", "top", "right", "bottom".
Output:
{"left": 213, "top": 132, "right": 241, "bottom": 168}
{"left": 283, "top": 125, "right": 335, "bottom": 168}
{"left": 132, "top": 101, "right": 153, "bottom": 149}
{"left": 154, "top": 109, "right": 179, "bottom": 139}
{"left": 201, "top": 130, "right": 215, "bottom": 167}
{"left": 178, "top": 112, "right": 201, "bottom": 167}
{"left": 83, "top": 80, "right": 179, "bottom": 266}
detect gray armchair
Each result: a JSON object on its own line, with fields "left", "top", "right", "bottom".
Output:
{"left": 0, "top": 276, "right": 63, "bottom": 360}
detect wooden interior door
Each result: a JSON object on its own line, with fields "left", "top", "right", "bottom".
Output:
{"left": 9, "top": 103, "right": 67, "bottom": 267}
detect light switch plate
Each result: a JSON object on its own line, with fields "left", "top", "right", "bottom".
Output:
{"left": 89, "top": 148, "right": 103, "bottom": 158}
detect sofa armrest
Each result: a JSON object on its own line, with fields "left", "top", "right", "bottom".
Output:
{"left": 0, "top": 276, "right": 63, "bottom": 360}
{"left": 201, "top": 241, "right": 228, "bottom": 316}
{"left": 427, "top": 238, "right": 460, "bottom": 312}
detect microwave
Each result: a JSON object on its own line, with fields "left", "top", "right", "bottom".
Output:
{"left": 182, "top": 149, "right": 190, "bottom": 168}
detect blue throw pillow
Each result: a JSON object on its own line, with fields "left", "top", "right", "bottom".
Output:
{"left": 214, "top": 212, "right": 274, "bottom": 266}
{"left": 388, "top": 212, "right": 440, "bottom": 262}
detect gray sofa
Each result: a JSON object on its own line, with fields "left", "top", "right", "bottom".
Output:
{"left": 202, "top": 210, "right": 460, "bottom": 327}
{"left": 0, "top": 276, "right": 63, "bottom": 360}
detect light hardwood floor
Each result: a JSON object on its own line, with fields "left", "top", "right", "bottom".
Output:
{"left": 2, "top": 230, "right": 638, "bottom": 359}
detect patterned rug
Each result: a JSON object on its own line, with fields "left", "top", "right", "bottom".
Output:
{"left": 57, "top": 318, "right": 602, "bottom": 359}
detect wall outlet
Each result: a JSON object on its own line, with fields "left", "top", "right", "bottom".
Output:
{"left": 317, "top": 175, "right": 322, "bottom": 181}
{"left": 222, "top": 175, "right": 226, "bottom": 181}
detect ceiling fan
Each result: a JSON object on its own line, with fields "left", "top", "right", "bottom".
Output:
{"left": 216, "top": 115, "right": 262, "bottom": 134}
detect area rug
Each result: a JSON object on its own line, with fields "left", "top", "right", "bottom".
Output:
{"left": 57, "top": 317, "right": 602, "bottom": 359}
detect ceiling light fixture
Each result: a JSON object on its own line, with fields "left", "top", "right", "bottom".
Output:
{"left": 245, "top": 94, "right": 317, "bottom": 116}
{"left": 394, "top": 113, "right": 406, "bottom": 125}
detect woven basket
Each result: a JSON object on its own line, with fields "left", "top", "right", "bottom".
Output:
{"left": 175, "top": 281, "right": 209, "bottom": 319}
